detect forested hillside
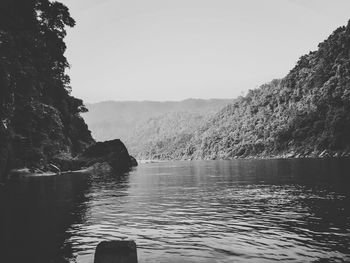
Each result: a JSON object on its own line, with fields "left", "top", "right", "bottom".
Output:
{"left": 83, "top": 99, "right": 231, "bottom": 144}
{"left": 140, "top": 20, "right": 350, "bottom": 160}
{"left": 128, "top": 111, "right": 214, "bottom": 159}
{"left": 0, "top": 0, "right": 93, "bottom": 179}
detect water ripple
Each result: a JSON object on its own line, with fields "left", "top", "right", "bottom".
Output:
{"left": 3, "top": 160, "right": 347, "bottom": 263}
{"left": 54, "top": 160, "right": 350, "bottom": 263}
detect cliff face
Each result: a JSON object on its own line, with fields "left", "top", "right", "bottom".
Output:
{"left": 0, "top": 0, "right": 135, "bottom": 181}
{"left": 183, "top": 20, "right": 350, "bottom": 159}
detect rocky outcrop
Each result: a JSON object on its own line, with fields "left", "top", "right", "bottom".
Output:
{"left": 8, "top": 139, "right": 138, "bottom": 179}
{"left": 78, "top": 139, "right": 138, "bottom": 172}
{"left": 50, "top": 139, "right": 138, "bottom": 174}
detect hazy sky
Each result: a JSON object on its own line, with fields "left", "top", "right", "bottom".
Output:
{"left": 60, "top": 0, "right": 350, "bottom": 103}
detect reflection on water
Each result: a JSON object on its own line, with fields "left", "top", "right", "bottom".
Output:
{"left": 0, "top": 172, "right": 92, "bottom": 263}
{"left": 1, "top": 159, "right": 350, "bottom": 263}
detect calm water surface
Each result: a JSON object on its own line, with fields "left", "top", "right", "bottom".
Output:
{"left": 1, "top": 159, "right": 350, "bottom": 262}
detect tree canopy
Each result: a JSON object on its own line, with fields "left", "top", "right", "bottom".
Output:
{"left": 0, "top": 0, "right": 93, "bottom": 168}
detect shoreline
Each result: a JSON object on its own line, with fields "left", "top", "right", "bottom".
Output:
{"left": 137, "top": 149, "right": 350, "bottom": 162}
{"left": 7, "top": 152, "right": 349, "bottom": 180}
{"left": 7, "top": 165, "right": 100, "bottom": 179}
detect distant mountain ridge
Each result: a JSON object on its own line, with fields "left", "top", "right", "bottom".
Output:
{"left": 83, "top": 99, "right": 232, "bottom": 154}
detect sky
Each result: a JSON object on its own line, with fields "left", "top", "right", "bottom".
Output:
{"left": 60, "top": 0, "right": 350, "bottom": 103}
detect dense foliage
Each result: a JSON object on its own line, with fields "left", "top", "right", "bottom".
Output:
{"left": 83, "top": 99, "right": 232, "bottom": 153}
{"left": 0, "top": 0, "right": 93, "bottom": 174}
{"left": 137, "top": 20, "right": 350, "bottom": 160}
{"left": 128, "top": 111, "right": 211, "bottom": 159}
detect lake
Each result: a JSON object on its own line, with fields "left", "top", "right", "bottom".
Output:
{"left": 0, "top": 159, "right": 350, "bottom": 263}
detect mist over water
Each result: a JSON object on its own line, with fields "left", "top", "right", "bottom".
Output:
{"left": 1, "top": 159, "right": 350, "bottom": 263}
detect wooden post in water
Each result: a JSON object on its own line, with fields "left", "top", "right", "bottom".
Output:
{"left": 94, "top": 240, "right": 138, "bottom": 263}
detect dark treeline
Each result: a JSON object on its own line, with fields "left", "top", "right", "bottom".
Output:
{"left": 0, "top": 0, "right": 93, "bottom": 179}
{"left": 138, "top": 20, "right": 350, "bottom": 160}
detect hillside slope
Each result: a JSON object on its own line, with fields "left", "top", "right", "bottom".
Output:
{"left": 129, "top": 111, "right": 214, "bottom": 159}
{"left": 182, "top": 20, "right": 350, "bottom": 160}
{"left": 135, "top": 20, "right": 350, "bottom": 160}
{"left": 83, "top": 99, "right": 231, "bottom": 144}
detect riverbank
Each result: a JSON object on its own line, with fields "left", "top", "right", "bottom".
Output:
{"left": 229, "top": 149, "right": 350, "bottom": 160}
{"left": 7, "top": 160, "right": 136, "bottom": 180}
{"left": 8, "top": 166, "right": 97, "bottom": 179}
{"left": 6, "top": 148, "right": 349, "bottom": 180}
{"left": 139, "top": 149, "right": 350, "bottom": 162}
{"left": 1, "top": 139, "right": 138, "bottom": 183}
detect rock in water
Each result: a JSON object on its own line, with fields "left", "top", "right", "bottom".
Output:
{"left": 80, "top": 139, "right": 138, "bottom": 172}
{"left": 94, "top": 240, "right": 138, "bottom": 263}
{"left": 129, "top": 156, "right": 138, "bottom": 167}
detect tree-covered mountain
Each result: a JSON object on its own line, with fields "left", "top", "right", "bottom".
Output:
{"left": 83, "top": 99, "right": 231, "bottom": 148}
{"left": 128, "top": 111, "right": 214, "bottom": 159}
{"left": 0, "top": 0, "right": 94, "bottom": 179}
{"left": 0, "top": 0, "right": 136, "bottom": 180}
{"left": 136, "top": 20, "right": 350, "bottom": 160}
